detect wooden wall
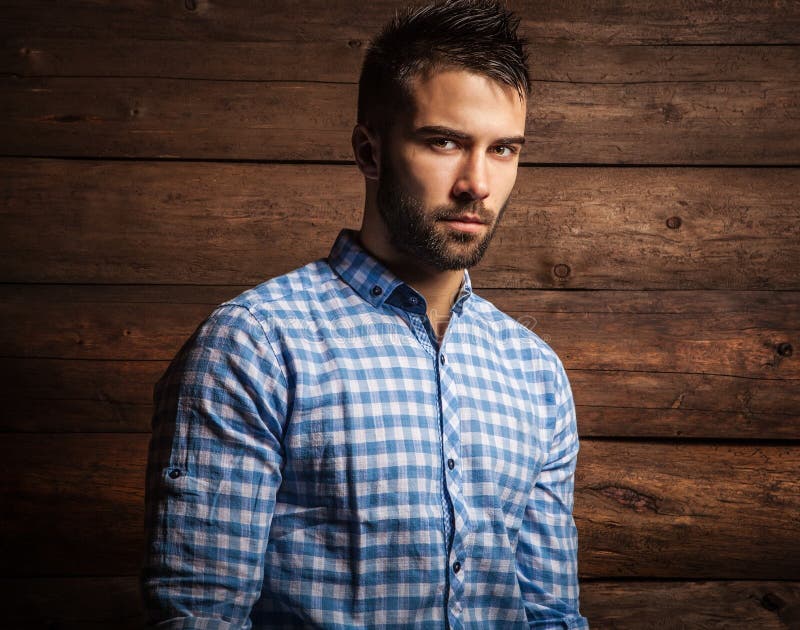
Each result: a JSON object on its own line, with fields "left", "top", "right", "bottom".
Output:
{"left": 2, "top": 1, "right": 799, "bottom": 627}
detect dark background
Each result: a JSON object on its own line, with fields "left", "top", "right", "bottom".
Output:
{"left": 1, "top": 1, "right": 799, "bottom": 627}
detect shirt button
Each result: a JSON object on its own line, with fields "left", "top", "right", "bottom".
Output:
{"left": 447, "top": 458, "right": 455, "bottom": 470}
{"left": 168, "top": 468, "right": 182, "bottom": 479}
{"left": 453, "top": 561, "right": 461, "bottom": 574}
{"left": 440, "top": 353, "right": 446, "bottom": 365}
{"left": 408, "top": 295, "right": 419, "bottom": 305}
{"left": 370, "top": 285, "right": 383, "bottom": 296}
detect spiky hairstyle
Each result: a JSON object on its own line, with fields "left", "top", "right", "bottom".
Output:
{"left": 357, "top": 0, "right": 530, "bottom": 135}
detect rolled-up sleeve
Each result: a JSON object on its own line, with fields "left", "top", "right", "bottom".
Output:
{"left": 141, "top": 303, "right": 288, "bottom": 628}
{"left": 516, "top": 358, "right": 589, "bottom": 629}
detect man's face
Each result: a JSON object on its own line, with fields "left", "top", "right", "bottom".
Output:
{"left": 376, "top": 68, "right": 527, "bottom": 271}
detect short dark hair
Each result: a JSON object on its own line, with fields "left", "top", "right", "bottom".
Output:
{"left": 357, "top": 0, "right": 530, "bottom": 136}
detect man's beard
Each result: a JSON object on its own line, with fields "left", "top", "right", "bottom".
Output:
{"left": 376, "top": 158, "right": 508, "bottom": 271}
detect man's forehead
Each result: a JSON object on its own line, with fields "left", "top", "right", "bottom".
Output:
{"left": 399, "top": 68, "right": 527, "bottom": 136}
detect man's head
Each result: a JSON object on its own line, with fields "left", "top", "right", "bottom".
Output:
{"left": 357, "top": 0, "right": 530, "bottom": 139}
{"left": 353, "top": 0, "right": 530, "bottom": 272}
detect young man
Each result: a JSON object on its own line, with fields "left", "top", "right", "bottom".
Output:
{"left": 142, "top": 1, "right": 588, "bottom": 628}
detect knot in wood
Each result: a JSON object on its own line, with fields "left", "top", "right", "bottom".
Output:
{"left": 599, "top": 485, "right": 659, "bottom": 513}
{"left": 761, "top": 592, "right": 786, "bottom": 612}
{"left": 666, "top": 216, "right": 682, "bottom": 229}
{"left": 553, "top": 263, "right": 571, "bottom": 279}
{"left": 777, "top": 342, "right": 793, "bottom": 357}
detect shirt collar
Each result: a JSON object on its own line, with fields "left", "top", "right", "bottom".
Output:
{"left": 327, "top": 228, "right": 473, "bottom": 315}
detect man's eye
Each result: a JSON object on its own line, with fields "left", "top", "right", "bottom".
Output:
{"left": 430, "top": 138, "right": 457, "bottom": 150}
{"left": 492, "top": 145, "right": 517, "bottom": 157}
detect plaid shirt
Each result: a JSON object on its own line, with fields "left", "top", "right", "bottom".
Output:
{"left": 142, "top": 228, "right": 588, "bottom": 629}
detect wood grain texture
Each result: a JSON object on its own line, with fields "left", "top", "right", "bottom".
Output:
{"left": 3, "top": 0, "right": 800, "bottom": 45}
{"left": 3, "top": 160, "right": 799, "bottom": 288}
{"left": 571, "top": 369, "right": 800, "bottom": 440}
{"left": 2, "top": 577, "right": 799, "bottom": 629}
{"left": 1, "top": 434, "right": 798, "bottom": 578}
{"left": 0, "top": 358, "right": 163, "bottom": 433}
{"left": 581, "top": 580, "right": 800, "bottom": 629}
{"left": 576, "top": 441, "right": 800, "bottom": 580}
{"left": 3, "top": 76, "right": 799, "bottom": 163}
{"left": 0, "top": 434, "right": 147, "bottom": 577}
{"left": 5, "top": 37, "right": 799, "bottom": 84}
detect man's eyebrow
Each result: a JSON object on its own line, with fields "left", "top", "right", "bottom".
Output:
{"left": 415, "top": 125, "right": 471, "bottom": 140}
{"left": 496, "top": 135, "right": 526, "bottom": 146}
{"left": 414, "top": 125, "right": 525, "bottom": 145}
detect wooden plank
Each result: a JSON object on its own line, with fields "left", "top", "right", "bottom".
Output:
{"left": 5, "top": 37, "right": 799, "bottom": 84}
{"left": 0, "top": 77, "right": 355, "bottom": 161}
{"left": 3, "top": 1, "right": 800, "bottom": 45}
{"left": 0, "top": 358, "right": 163, "bottom": 433}
{"left": 0, "top": 434, "right": 148, "bottom": 577}
{"left": 1, "top": 285, "right": 797, "bottom": 378}
{"left": 581, "top": 580, "right": 800, "bottom": 629}
{"left": 570, "top": 369, "right": 800, "bottom": 440}
{"left": 3, "top": 77, "right": 799, "bottom": 163}
{"left": 1, "top": 435, "right": 798, "bottom": 578}
{"left": 3, "top": 357, "right": 797, "bottom": 438}
{"left": 2, "top": 577, "right": 799, "bottom": 629}
{"left": 576, "top": 442, "right": 800, "bottom": 580}
{"left": 2, "top": 37, "right": 367, "bottom": 83}
{"left": 2, "top": 160, "right": 799, "bottom": 288}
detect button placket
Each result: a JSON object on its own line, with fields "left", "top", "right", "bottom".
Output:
{"left": 438, "top": 347, "right": 471, "bottom": 630}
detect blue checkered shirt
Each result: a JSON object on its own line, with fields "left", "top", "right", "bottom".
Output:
{"left": 142, "top": 228, "right": 588, "bottom": 629}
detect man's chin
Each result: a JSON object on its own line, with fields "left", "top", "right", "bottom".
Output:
{"left": 431, "top": 237, "right": 493, "bottom": 270}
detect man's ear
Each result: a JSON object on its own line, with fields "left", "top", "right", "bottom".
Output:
{"left": 352, "top": 124, "right": 381, "bottom": 181}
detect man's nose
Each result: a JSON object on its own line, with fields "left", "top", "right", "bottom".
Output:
{"left": 452, "top": 151, "right": 490, "bottom": 201}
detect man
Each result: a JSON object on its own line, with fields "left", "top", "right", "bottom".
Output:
{"left": 142, "top": 1, "right": 588, "bottom": 628}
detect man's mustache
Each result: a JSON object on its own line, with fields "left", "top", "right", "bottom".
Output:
{"left": 435, "top": 201, "right": 493, "bottom": 223}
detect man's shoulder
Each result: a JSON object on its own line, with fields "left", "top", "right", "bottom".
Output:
{"left": 206, "top": 257, "right": 340, "bottom": 333}
{"left": 468, "top": 291, "right": 564, "bottom": 368}
{"left": 228, "top": 258, "right": 331, "bottom": 305}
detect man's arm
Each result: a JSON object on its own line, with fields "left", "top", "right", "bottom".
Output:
{"left": 516, "top": 358, "right": 589, "bottom": 629}
{"left": 141, "top": 303, "right": 288, "bottom": 628}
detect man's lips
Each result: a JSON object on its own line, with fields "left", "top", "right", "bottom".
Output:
{"left": 441, "top": 214, "right": 486, "bottom": 224}
{"left": 440, "top": 214, "right": 488, "bottom": 233}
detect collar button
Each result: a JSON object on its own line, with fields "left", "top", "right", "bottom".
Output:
{"left": 370, "top": 285, "right": 383, "bottom": 297}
